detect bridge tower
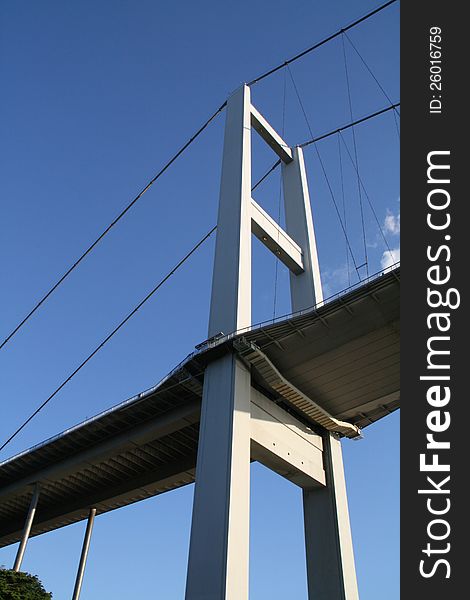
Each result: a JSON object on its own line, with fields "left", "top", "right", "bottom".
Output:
{"left": 185, "top": 84, "right": 359, "bottom": 600}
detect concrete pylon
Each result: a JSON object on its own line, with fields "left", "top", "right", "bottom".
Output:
{"left": 185, "top": 84, "right": 253, "bottom": 600}
{"left": 283, "top": 145, "right": 359, "bottom": 600}
{"left": 185, "top": 83, "right": 359, "bottom": 600}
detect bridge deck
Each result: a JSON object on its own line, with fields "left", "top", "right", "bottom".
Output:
{"left": 0, "top": 267, "right": 399, "bottom": 548}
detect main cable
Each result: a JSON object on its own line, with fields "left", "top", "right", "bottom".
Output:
{"left": 252, "top": 103, "right": 400, "bottom": 194}
{"left": 3, "top": 103, "right": 401, "bottom": 448}
{"left": 0, "top": 103, "right": 226, "bottom": 352}
{"left": 343, "top": 31, "right": 400, "bottom": 116}
{"left": 247, "top": 0, "right": 398, "bottom": 86}
{"left": 0, "top": 226, "right": 217, "bottom": 453}
{"left": 1, "top": 1, "right": 398, "bottom": 353}
{"left": 300, "top": 103, "right": 400, "bottom": 147}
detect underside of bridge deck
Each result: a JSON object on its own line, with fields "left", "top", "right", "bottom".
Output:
{"left": 0, "top": 266, "right": 399, "bottom": 548}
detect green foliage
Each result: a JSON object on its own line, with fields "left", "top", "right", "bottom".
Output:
{"left": 0, "top": 568, "right": 52, "bottom": 599}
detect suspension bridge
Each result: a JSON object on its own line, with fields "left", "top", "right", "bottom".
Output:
{"left": 0, "top": 2, "right": 400, "bottom": 598}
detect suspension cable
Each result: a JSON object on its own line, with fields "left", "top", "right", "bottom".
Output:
{"left": 299, "top": 103, "right": 400, "bottom": 148}
{"left": 273, "top": 67, "right": 287, "bottom": 319}
{"left": 342, "top": 33, "right": 369, "bottom": 277}
{"left": 247, "top": 0, "right": 399, "bottom": 86}
{"left": 338, "top": 131, "right": 395, "bottom": 264}
{"left": 286, "top": 65, "right": 360, "bottom": 278}
{"left": 343, "top": 31, "right": 400, "bottom": 139}
{"left": 0, "top": 226, "right": 217, "bottom": 453}
{"left": 252, "top": 159, "right": 282, "bottom": 192}
{"left": 0, "top": 1, "right": 400, "bottom": 457}
{"left": 0, "top": 103, "right": 226, "bottom": 352}
{"left": 337, "top": 134, "right": 351, "bottom": 286}
{"left": 252, "top": 103, "right": 400, "bottom": 195}
{"left": 2, "top": 1, "right": 399, "bottom": 353}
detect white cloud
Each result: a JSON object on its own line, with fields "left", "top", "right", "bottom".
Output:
{"left": 384, "top": 210, "right": 400, "bottom": 235}
{"left": 381, "top": 247, "right": 400, "bottom": 271}
{"left": 322, "top": 263, "right": 352, "bottom": 298}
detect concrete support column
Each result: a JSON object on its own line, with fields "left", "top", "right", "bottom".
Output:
{"left": 186, "top": 83, "right": 253, "bottom": 599}
{"left": 282, "top": 145, "right": 323, "bottom": 309}
{"left": 207, "top": 84, "right": 252, "bottom": 338}
{"left": 13, "top": 483, "right": 40, "bottom": 572}
{"left": 72, "top": 507, "right": 96, "bottom": 600}
{"left": 185, "top": 354, "right": 251, "bottom": 599}
{"left": 303, "top": 433, "right": 359, "bottom": 600}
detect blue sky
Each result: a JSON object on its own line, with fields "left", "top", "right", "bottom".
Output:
{"left": 0, "top": 1, "right": 399, "bottom": 597}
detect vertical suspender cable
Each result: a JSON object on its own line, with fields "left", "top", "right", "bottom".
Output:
{"left": 343, "top": 31, "right": 400, "bottom": 140}
{"left": 338, "top": 131, "right": 396, "bottom": 265}
{"left": 341, "top": 33, "right": 369, "bottom": 277}
{"left": 273, "top": 66, "right": 288, "bottom": 319}
{"left": 337, "top": 135, "right": 351, "bottom": 286}
{"left": 287, "top": 65, "right": 360, "bottom": 280}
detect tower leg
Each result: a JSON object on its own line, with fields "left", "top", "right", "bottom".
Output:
{"left": 185, "top": 354, "right": 251, "bottom": 600}
{"left": 282, "top": 145, "right": 324, "bottom": 311}
{"left": 303, "top": 433, "right": 359, "bottom": 600}
{"left": 208, "top": 84, "right": 252, "bottom": 339}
